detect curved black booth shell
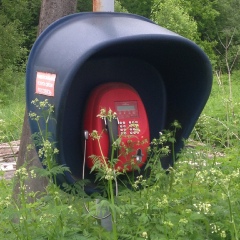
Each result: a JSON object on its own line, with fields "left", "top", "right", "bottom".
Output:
{"left": 26, "top": 12, "right": 212, "bottom": 187}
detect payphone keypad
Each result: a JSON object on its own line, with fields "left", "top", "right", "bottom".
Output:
{"left": 119, "top": 120, "right": 139, "bottom": 135}
{"left": 115, "top": 101, "right": 141, "bottom": 135}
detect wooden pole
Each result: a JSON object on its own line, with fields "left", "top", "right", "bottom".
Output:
{"left": 93, "top": 0, "right": 114, "bottom": 12}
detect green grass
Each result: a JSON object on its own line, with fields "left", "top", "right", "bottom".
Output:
{"left": 202, "top": 70, "right": 240, "bottom": 119}
{"left": 191, "top": 70, "right": 240, "bottom": 148}
{"left": 0, "top": 102, "right": 25, "bottom": 142}
{"left": 0, "top": 72, "right": 25, "bottom": 143}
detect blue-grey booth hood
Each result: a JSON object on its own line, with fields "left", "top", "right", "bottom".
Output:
{"left": 26, "top": 12, "right": 212, "bottom": 189}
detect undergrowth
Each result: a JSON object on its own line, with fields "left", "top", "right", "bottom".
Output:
{"left": 0, "top": 69, "right": 239, "bottom": 239}
{"left": 0, "top": 140, "right": 239, "bottom": 239}
{"left": 0, "top": 92, "right": 240, "bottom": 239}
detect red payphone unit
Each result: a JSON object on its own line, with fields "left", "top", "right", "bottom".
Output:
{"left": 84, "top": 82, "right": 150, "bottom": 171}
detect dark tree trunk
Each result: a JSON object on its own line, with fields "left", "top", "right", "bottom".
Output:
{"left": 14, "top": 0, "right": 78, "bottom": 200}
{"left": 38, "top": 0, "right": 78, "bottom": 35}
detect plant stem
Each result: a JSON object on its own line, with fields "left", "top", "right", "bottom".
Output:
{"left": 226, "top": 189, "right": 238, "bottom": 240}
{"left": 109, "top": 178, "right": 117, "bottom": 239}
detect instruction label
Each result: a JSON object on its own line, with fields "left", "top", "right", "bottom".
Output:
{"left": 35, "top": 72, "right": 56, "bottom": 97}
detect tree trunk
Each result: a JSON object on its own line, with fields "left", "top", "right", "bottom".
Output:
{"left": 14, "top": 0, "right": 77, "bottom": 201}
{"left": 38, "top": 0, "right": 78, "bottom": 35}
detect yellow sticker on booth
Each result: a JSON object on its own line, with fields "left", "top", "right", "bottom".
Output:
{"left": 35, "top": 72, "right": 56, "bottom": 97}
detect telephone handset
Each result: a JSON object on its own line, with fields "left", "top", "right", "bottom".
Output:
{"left": 83, "top": 82, "right": 150, "bottom": 171}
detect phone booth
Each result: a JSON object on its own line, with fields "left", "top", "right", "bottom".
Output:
{"left": 26, "top": 12, "right": 212, "bottom": 192}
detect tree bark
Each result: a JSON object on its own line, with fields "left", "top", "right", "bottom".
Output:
{"left": 38, "top": 0, "right": 78, "bottom": 35}
{"left": 14, "top": 0, "right": 77, "bottom": 201}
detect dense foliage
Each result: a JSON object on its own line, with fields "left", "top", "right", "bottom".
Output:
{"left": 119, "top": 0, "right": 153, "bottom": 18}
{"left": 0, "top": 0, "right": 40, "bottom": 104}
{"left": 0, "top": 0, "right": 239, "bottom": 72}
{"left": 151, "top": 0, "right": 198, "bottom": 40}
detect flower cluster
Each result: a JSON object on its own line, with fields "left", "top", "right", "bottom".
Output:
{"left": 89, "top": 130, "right": 101, "bottom": 140}
{"left": 157, "top": 194, "right": 169, "bottom": 208}
{"left": 15, "top": 167, "right": 28, "bottom": 180}
{"left": 31, "top": 98, "right": 54, "bottom": 112}
{"left": 193, "top": 202, "right": 212, "bottom": 215}
{"left": 179, "top": 218, "right": 188, "bottom": 224}
{"left": 132, "top": 175, "right": 147, "bottom": 190}
{"left": 29, "top": 98, "right": 55, "bottom": 125}
{"left": 104, "top": 167, "right": 115, "bottom": 180}
{"left": 163, "top": 220, "right": 174, "bottom": 228}
{"left": 141, "top": 231, "right": 148, "bottom": 239}
{"left": 38, "top": 140, "right": 59, "bottom": 159}
{"left": 28, "top": 111, "right": 40, "bottom": 121}
{"left": 97, "top": 108, "right": 117, "bottom": 120}
{"left": 210, "top": 223, "right": 226, "bottom": 238}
